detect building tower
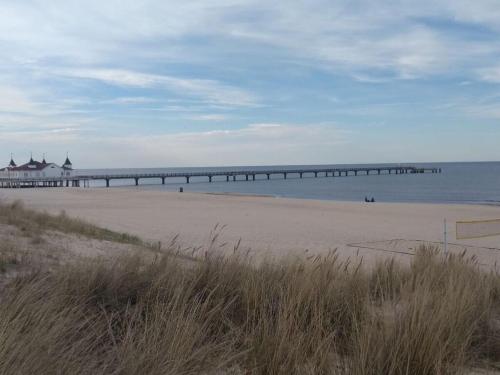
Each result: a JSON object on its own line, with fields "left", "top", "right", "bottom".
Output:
{"left": 9, "top": 154, "right": 16, "bottom": 168}
{"left": 63, "top": 154, "right": 72, "bottom": 170}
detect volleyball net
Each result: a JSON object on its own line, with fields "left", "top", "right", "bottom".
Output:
{"left": 456, "top": 219, "right": 500, "bottom": 240}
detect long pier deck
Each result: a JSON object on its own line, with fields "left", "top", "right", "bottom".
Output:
{"left": 0, "top": 165, "right": 441, "bottom": 188}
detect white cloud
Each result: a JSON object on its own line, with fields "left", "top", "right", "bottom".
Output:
{"left": 352, "top": 74, "right": 391, "bottom": 84}
{"left": 2, "top": 0, "right": 500, "bottom": 79}
{"left": 0, "top": 127, "right": 80, "bottom": 143}
{"left": 55, "top": 68, "right": 257, "bottom": 106}
{"left": 2, "top": 0, "right": 500, "bottom": 165}
{"left": 0, "top": 84, "right": 91, "bottom": 146}
{"left": 0, "top": 85, "right": 40, "bottom": 114}
{"left": 103, "top": 97, "right": 160, "bottom": 105}
{"left": 78, "top": 123, "right": 348, "bottom": 167}
{"left": 188, "top": 114, "right": 229, "bottom": 121}
{"left": 477, "top": 66, "right": 500, "bottom": 83}
{"left": 464, "top": 103, "right": 500, "bottom": 119}
{"left": 441, "top": 0, "right": 500, "bottom": 30}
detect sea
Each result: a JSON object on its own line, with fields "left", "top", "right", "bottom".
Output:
{"left": 76, "top": 162, "right": 500, "bottom": 205}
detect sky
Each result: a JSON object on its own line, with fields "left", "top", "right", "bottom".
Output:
{"left": 1, "top": 0, "right": 500, "bottom": 168}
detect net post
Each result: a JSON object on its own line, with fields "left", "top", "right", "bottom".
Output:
{"left": 444, "top": 218, "right": 448, "bottom": 257}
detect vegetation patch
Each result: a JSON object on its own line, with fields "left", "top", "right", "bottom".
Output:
{"left": 0, "top": 200, "right": 143, "bottom": 246}
{"left": 1, "top": 200, "right": 499, "bottom": 374}
{"left": 0, "top": 243, "right": 499, "bottom": 374}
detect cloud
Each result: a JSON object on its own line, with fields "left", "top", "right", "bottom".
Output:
{"left": 0, "top": 120, "right": 357, "bottom": 168}
{"left": 103, "top": 97, "right": 160, "bottom": 105}
{"left": 352, "top": 74, "right": 391, "bottom": 84}
{"left": 2, "top": 1, "right": 500, "bottom": 165}
{"left": 0, "top": 84, "right": 91, "bottom": 147}
{"left": 2, "top": 0, "right": 500, "bottom": 79}
{"left": 79, "top": 123, "right": 348, "bottom": 167}
{"left": 188, "top": 114, "right": 229, "bottom": 121}
{"left": 213, "top": 1, "right": 500, "bottom": 78}
{"left": 464, "top": 103, "right": 500, "bottom": 119}
{"left": 0, "top": 127, "right": 80, "bottom": 143}
{"left": 441, "top": 0, "right": 500, "bottom": 30}
{"left": 477, "top": 66, "right": 500, "bottom": 83}
{"left": 0, "top": 85, "right": 41, "bottom": 114}
{"left": 55, "top": 68, "right": 258, "bottom": 106}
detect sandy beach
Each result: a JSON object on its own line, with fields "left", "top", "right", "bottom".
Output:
{"left": 1, "top": 188, "right": 499, "bottom": 266}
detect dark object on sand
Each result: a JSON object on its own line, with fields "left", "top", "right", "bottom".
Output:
{"left": 371, "top": 197, "right": 375, "bottom": 202}
{"left": 179, "top": 187, "right": 184, "bottom": 193}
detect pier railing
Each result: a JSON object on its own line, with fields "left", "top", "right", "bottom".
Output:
{"left": 0, "top": 165, "right": 441, "bottom": 188}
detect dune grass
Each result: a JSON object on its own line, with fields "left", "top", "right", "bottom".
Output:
{"left": 0, "top": 199, "right": 499, "bottom": 374}
{"left": 0, "top": 243, "right": 499, "bottom": 374}
{"left": 353, "top": 248, "right": 500, "bottom": 374}
{"left": 0, "top": 200, "right": 143, "bottom": 246}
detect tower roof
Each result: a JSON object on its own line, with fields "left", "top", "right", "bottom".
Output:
{"left": 64, "top": 156, "right": 72, "bottom": 165}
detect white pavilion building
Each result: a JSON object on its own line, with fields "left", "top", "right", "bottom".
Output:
{"left": 0, "top": 155, "right": 74, "bottom": 179}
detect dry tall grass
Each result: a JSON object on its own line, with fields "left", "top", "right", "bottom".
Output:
{"left": 0, "top": 244, "right": 499, "bottom": 374}
{"left": 353, "top": 248, "right": 500, "bottom": 374}
{"left": 1, "top": 199, "right": 499, "bottom": 374}
{"left": 0, "top": 200, "right": 142, "bottom": 246}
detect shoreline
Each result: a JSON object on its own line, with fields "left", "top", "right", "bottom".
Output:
{"left": 1, "top": 187, "right": 499, "bottom": 266}
{"left": 4, "top": 185, "right": 499, "bottom": 208}
{"left": 97, "top": 184, "right": 500, "bottom": 207}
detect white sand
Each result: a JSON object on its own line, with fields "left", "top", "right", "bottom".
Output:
{"left": 1, "top": 188, "right": 500, "bottom": 266}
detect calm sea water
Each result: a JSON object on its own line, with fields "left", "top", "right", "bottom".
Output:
{"left": 77, "top": 162, "right": 500, "bottom": 205}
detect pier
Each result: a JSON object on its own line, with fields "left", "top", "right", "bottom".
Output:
{"left": 0, "top": 165, "right": 441, "bottom": 188}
